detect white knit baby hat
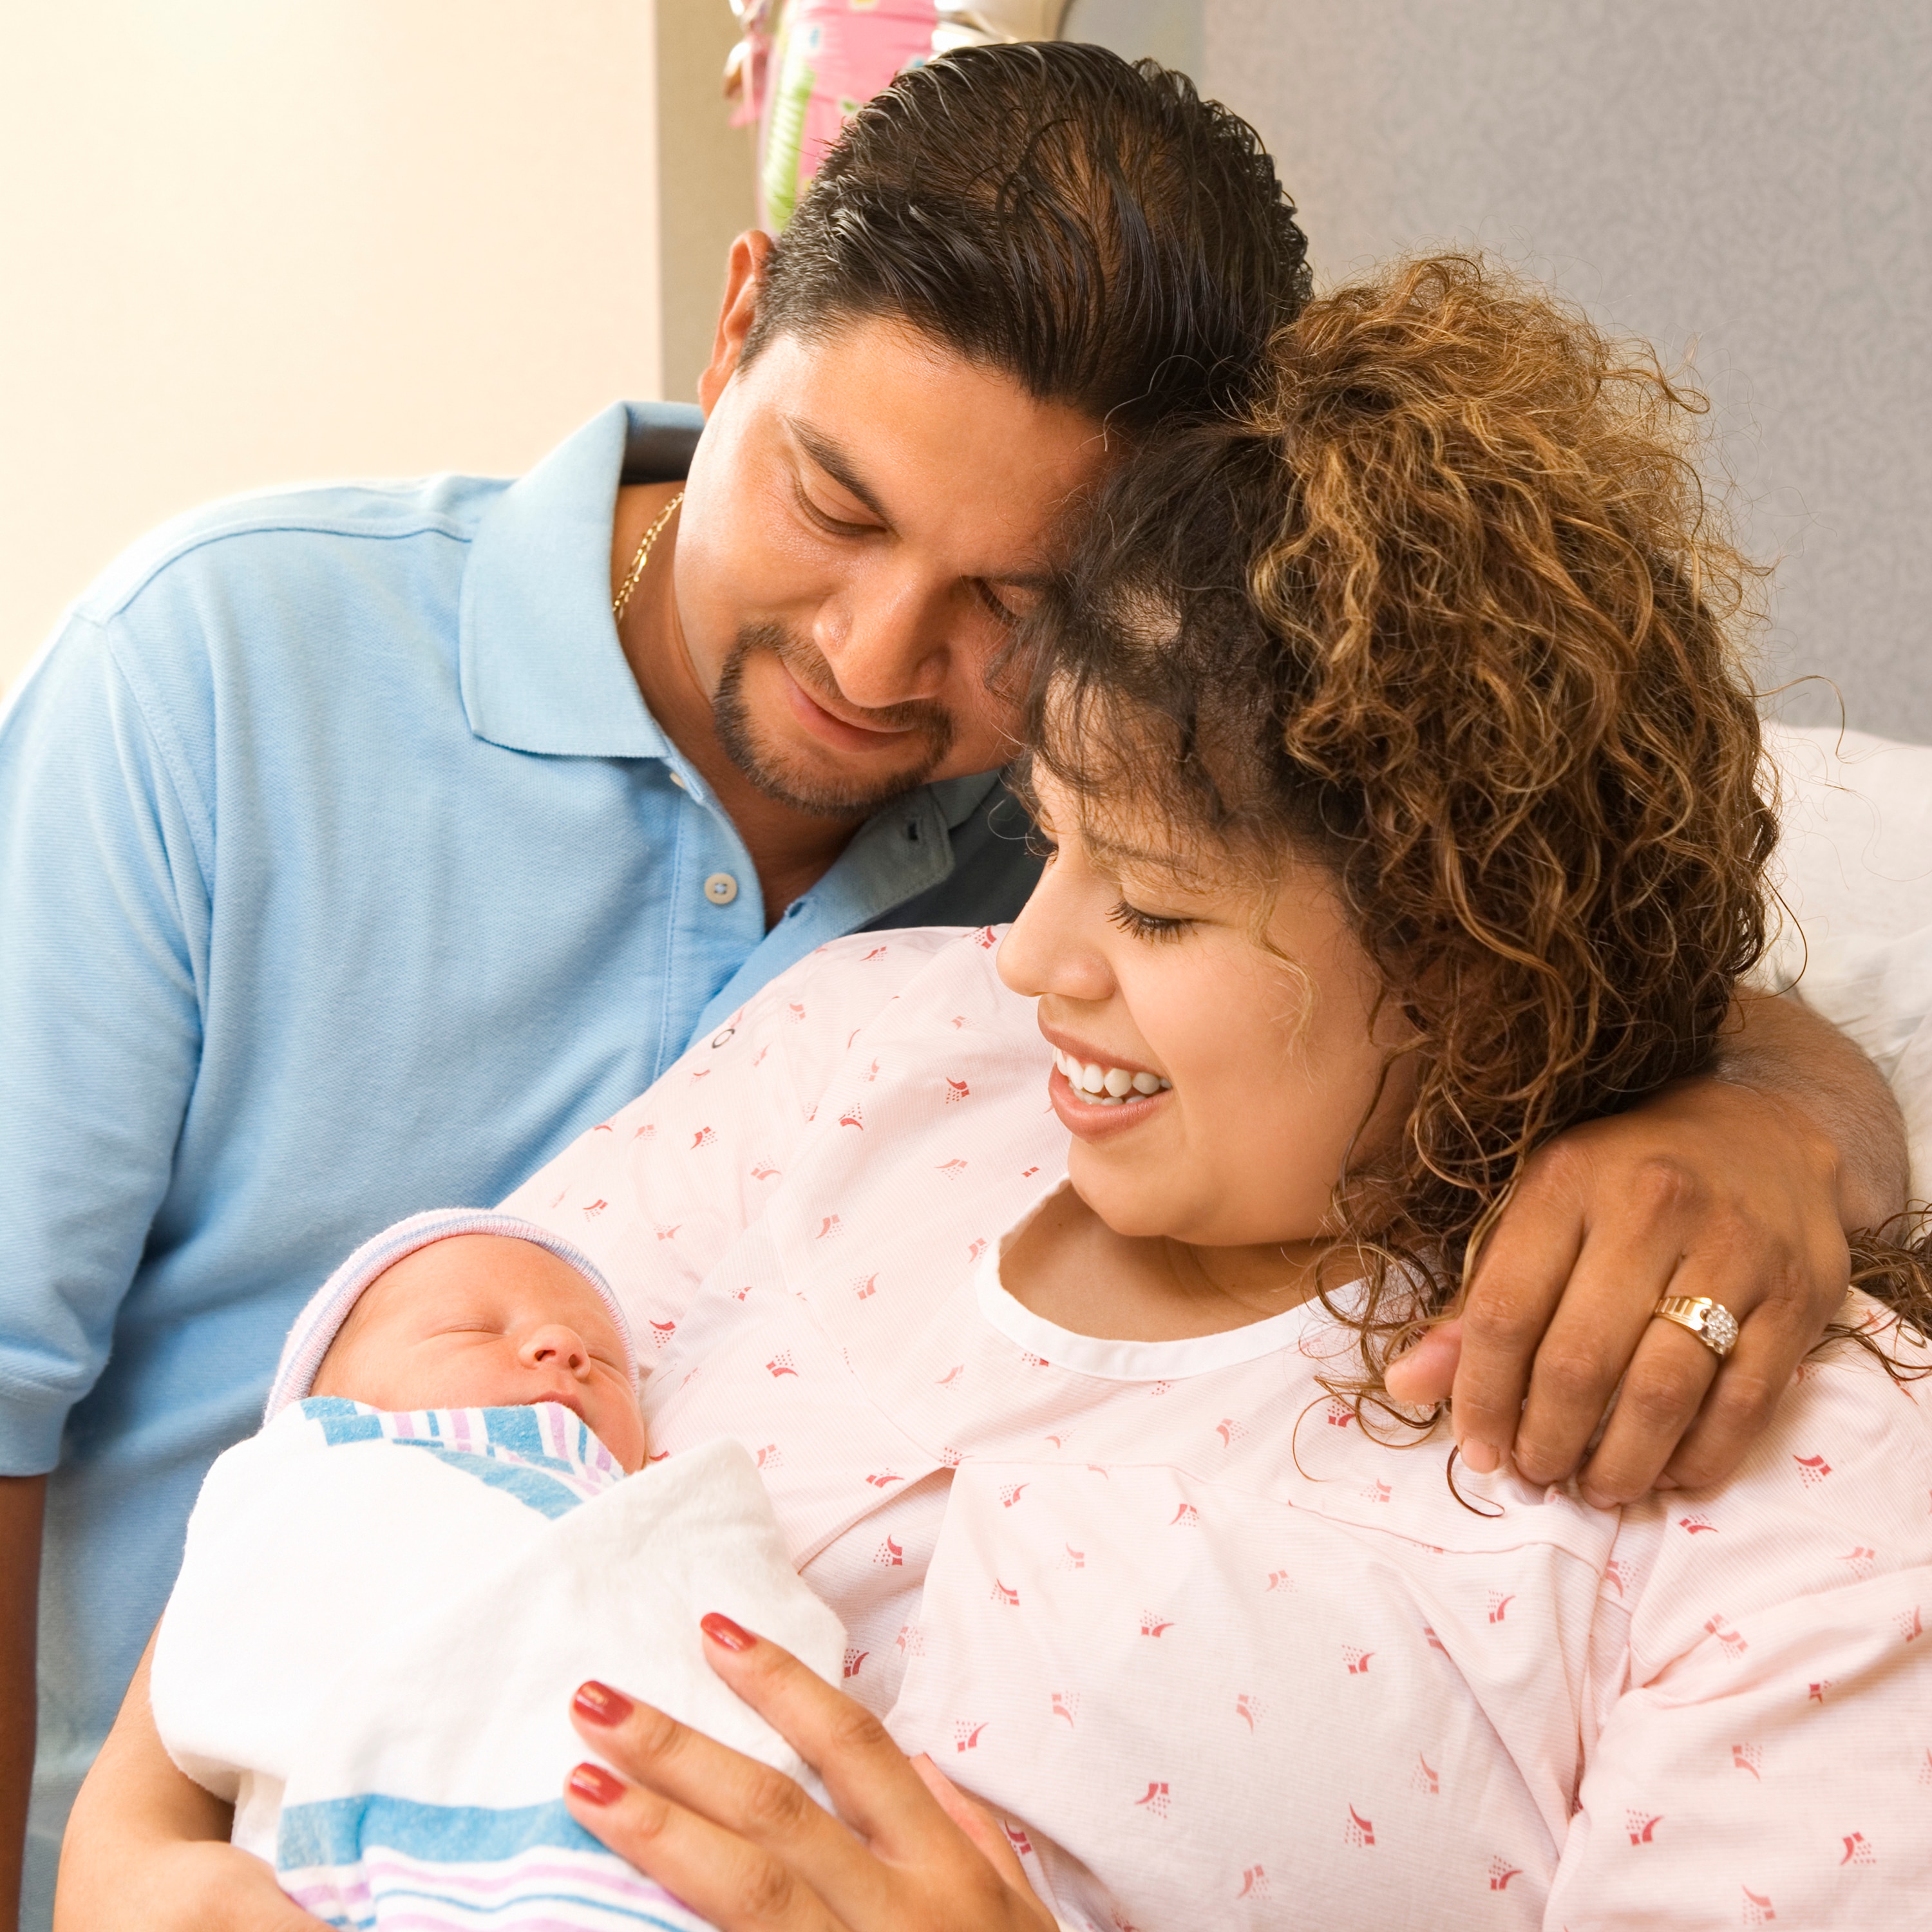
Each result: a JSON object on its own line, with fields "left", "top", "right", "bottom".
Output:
{"left": 263, "top": 1207, "right": 637, "bottom": 1423}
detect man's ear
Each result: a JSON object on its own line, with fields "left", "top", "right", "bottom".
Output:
{"left": 698, "top": 230, "right": 775, "bottom": 416}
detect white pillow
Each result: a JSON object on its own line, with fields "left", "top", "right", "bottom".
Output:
{"left": 1759, "top": 721, "right": 1932, "bottom": 1202}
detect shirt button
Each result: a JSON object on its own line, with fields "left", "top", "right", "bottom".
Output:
{"left": 703, "top": 872, "right": 739, "bottom": 906}
{"left": 670, "top": 772, "right": 688, "bottom": 790}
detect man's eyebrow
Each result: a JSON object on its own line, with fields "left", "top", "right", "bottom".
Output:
{"left": 788, "top": 419, "right": 892, "bottom": 524}
{"left": 788, "top": 417, "right": 1056, "bottom": 587}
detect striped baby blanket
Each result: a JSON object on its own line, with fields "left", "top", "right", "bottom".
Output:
{"left": 152, "top": 1401, "right": 845, "bottom": 1929}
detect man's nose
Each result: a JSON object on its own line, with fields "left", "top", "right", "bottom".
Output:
{"left": 815, "top": 560, "right": 951, "bottom": 708}
{"left": 520, "top": 1324, "right": 590, "bottom": 1377}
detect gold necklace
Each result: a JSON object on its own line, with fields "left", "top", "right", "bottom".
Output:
{"left": 612, "top": 490, "right": 685, "bottom": 624}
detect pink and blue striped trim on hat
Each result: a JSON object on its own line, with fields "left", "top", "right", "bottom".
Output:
{"left": 263, "top": 1208, "right": 637, "bottom": 1423}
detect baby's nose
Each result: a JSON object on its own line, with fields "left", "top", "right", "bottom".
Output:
{"left": 521, "top": 1323, "right": 590, "bottom": 1375}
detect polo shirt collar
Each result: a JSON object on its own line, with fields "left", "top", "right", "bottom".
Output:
{"left": 459, "top": 401, "right": 703, "bottom": 759}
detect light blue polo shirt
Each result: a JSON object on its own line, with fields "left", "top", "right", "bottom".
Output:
{"left": 0, "top": 401, "right": 1040, "bottom": 1915}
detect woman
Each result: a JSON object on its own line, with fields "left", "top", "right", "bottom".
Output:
{"left": 61, "top": 258, "right": 1932, "bottom": 1930}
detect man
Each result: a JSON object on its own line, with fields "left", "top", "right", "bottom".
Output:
{"left": 0, "top": 44, "right": 1904, "bottom": 1932}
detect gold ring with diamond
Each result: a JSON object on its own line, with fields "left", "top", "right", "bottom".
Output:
{"left": 1652, "top": 1294, "right": 1741, "bottom": 1359}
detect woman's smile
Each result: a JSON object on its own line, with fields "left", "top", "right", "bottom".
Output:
{"left": 1039, "top": 1025, "right": 1172, "bottom": 1134}
{"left": 1045, "top": 1058, "right": 1170, "bottom": 1138}
{"left": 1047, "top": 1041, "right": 1171, "bottom": 1103}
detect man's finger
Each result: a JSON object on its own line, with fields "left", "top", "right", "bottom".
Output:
{"left": 569, "top": 1680, "right": 886, "bottom": 1920}
{"left": 562, "top": 1759, "right": 843, "bottom": 1932}
{"left": 1587, "top": 1224, "right": 1842, "bottom": 1498}
{"left": 1383, "top": 1320, "right": 1461, "bottom": 1407}
{"left": 1505, "top": 1222, "right": 1715, "bottom": 1486}
{"left": 1566, "top": 1318, "right": 1720, "bottom": 1506}
{"left": 1654, "top": 1287, "right": 1824, "bottom": 1491}
{"left": 1448, "top": 1167, "right": 1587, "bottom": 1468}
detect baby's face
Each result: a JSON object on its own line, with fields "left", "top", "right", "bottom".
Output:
{"left": 310, "top": 1235, "right": 647, "bottom": 1471}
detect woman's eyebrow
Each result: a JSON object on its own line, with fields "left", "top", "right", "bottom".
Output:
{"left": 1079, "top": 826, "right": 1226, "bottom": 896}
{"left": 787, "top": 419, "right": 892, "bottom": 525}
{"left": 1082, "top": 826, "right": 1187, "bottom": 871}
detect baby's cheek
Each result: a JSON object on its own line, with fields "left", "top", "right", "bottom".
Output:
{"left": 596, "top": 1385, "right": 650, "bottom": 1473}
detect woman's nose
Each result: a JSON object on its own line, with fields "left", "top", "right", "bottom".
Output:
{"left": 998, "top": 864, "right": 1114, "bottom": 1004}
{"left": 519, "top": 1324, "right": 590, "bottom": 1377}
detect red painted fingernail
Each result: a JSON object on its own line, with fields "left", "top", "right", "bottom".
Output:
{"left": 567, "top": 1763, "right": 626, "bottom": 1806}
{"left": 573, "top": 1681, "right": 633, "bottom": 1727}
{"left": 701, "top": 1611, "right": 755, "bottom": 1652}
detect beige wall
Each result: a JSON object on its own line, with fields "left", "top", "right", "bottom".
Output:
{"left": 0, "top": 1, "right": 663, "bottom": 700}
{"left": 656, "top": 1, "right": 757, "bottom": 406}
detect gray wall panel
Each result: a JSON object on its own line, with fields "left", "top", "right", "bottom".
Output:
{"left": 1204, "top": 1, "right": 1931, "bottom": 738}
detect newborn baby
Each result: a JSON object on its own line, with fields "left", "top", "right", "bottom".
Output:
{"left": 150, "top": 1209, "right": 844, "bottom": 1932}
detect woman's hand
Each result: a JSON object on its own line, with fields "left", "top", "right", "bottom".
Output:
{"left": 1387, "top": 991, "right": 1900, "bottom": 1508}
{"left": 53, "top": 1638, "right": 328, "bottom": 1932}
{"left": 564, "top": 1615, "right": 1055, "bottom": 1932}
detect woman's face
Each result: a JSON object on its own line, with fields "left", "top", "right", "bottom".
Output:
{"left": 997, "top": 769, "right": 1415, "bottom": 1251}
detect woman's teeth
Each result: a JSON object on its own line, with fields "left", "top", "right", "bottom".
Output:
{"left": 1051, "top": 1047, "right": 1171, "bottom": 1106}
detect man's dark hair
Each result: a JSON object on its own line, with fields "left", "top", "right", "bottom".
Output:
{"left": 743, "top": 43, "right": 1313, "bottom": 432}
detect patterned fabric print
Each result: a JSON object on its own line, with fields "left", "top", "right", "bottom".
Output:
{"left": 277, "top": 1797, "right": 706, "bottom": 1931}
{"left": 298, "top": 1399, "right": 627, "bottom": 1520}
{"left": 504, "top": 927, "right": 1932, "bottom": 1932}
{"left": 296, "top": 1399, "right": 626, "bottom": 1515}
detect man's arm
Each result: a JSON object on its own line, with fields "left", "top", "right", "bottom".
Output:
{"left": 53, "top": 1640, "right": 323, "bottom": 1932}
{"left": 1389, "top": 989, "right": 1907, "bottom": 1504}
{"left": 1712, "top": 985, "right": 1909, "bottom": 1229}
{"left": 0, "top": 620, "right": 209, "bottom": 1924}
{"left": 1, "top": 1477, "right": 45, "bottom": 1932}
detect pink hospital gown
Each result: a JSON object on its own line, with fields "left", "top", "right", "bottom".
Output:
{"left": 500, "top": 926, "right": 1932, "bottom": 1931}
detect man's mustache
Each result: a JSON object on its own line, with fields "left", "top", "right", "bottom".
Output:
{"left": 746, "top": 624, "right": 954, "bottom": 742}
{"left": 710, "top": 621, "right": 960, "bottom": 820}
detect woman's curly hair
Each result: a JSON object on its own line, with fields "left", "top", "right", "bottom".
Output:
{"left": 1023, "top": 252, "right": 1930, "bottom": 1406}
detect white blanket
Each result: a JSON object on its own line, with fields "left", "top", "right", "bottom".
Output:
{"left": 1760, "top": 721, "right": 1932, "bottom": 1198}
{"left": 152, "top": 1399, "right": 846, "bottom": 1931}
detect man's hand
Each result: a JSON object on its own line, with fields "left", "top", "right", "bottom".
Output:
{"left": 1385, "top": 990, "right": 1907, "bottom": 1507}
{"left": 1, "top": 1475, "right": 45, "bottom": 1932}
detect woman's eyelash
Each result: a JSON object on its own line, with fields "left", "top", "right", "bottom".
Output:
{"left": 1107, "top": 898, "right": 1191, "bottom": 942}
